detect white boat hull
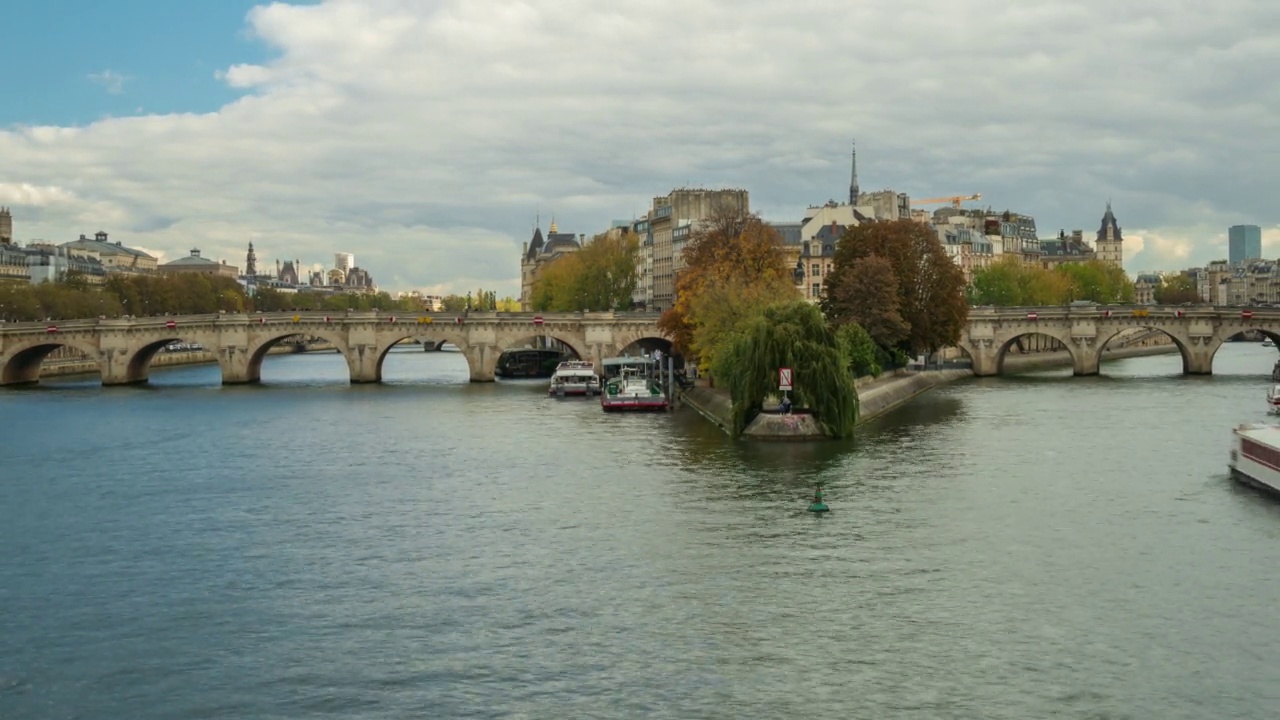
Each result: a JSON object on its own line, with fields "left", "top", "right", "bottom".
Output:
{"left": 1229, "top": 425, "right": 1280, "bottom": 495}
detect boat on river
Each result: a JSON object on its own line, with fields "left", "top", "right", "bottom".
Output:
{"left": 1267, "top": 385, "right": 1280, "bottom": 414}
{"left": 1229, "top": 423, "right": 1280, "bottom": 495}
{"left": 495, "top": 348, "right": 566, "bottom": 379}
{"left": 548, "top": 361, "right": 601, "bottom": 397}
{"left": 601, "top": 364, "right": 668, "bottom": 412}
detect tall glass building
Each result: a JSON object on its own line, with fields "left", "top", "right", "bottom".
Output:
{"left": 1229, "top": 225, "right": 1262, "bottom": 265}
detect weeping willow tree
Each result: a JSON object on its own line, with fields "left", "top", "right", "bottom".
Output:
{"left": 711, "top": 301, "right": 859, "bottom": 438}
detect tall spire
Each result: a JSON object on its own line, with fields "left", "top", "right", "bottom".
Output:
{"left": 849, "top": 139, "right": 859, "bottom": 205}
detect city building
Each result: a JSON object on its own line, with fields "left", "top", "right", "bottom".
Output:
{"left": 520, "top": 219, "right": 581, "bottom": 310}
{"left": 1134, "top": 272, "right": 1162, "bottom": 305}
{"left": 1095, "top": 202, "right": 1124, "bottom": 269}
{"left": 1039, "top": 230, "right": 1096, "bottom": 269}
{"left": 1229, "top": 225, "right": 1262, "bottom": 266}
{"left": 0, "top": 207, "right": 11, "bottom": 245}
{"left": 160, "top": 248, "right": 239, "bottom": 278}
{"left": 61, "top": 231, "right": 157, "bottom": 274}
{"left": 335, "top": 252, "right": 355, "bottom": 273}
{"left": 649, "top": 188, "right": 750, "bottom": 311}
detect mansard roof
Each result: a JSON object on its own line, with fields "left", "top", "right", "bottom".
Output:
{"left": 1097, "top": 202, "right": 1123, "bottom": 242}
{"left": 525, "top": 227, "right": 545, "bottom": 260}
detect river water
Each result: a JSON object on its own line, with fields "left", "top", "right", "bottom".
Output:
{"left": 2, "top": 344, "right": 1279, "bottom": 719}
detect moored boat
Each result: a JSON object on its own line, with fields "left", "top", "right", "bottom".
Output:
{"left": 1229, "top": 423, "right": 1280, "bottom": 495}
{"left": 495, "top": 348, "right": 566, "bottom": 379}
{"left": 1268, "top": 385, "right": 1280, "bottom": 414}
{"left": 548, "top": 361, "right": 601, "bottom": 397}
{"left": 601, "top": 366, "right": 668, "bottom": 411}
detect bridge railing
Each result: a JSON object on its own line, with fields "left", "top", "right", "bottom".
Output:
{"left": 0, "top": 309, "right": 663, "bottom": 332}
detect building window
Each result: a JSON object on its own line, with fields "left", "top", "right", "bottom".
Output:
{"left": 811, "top": 263, "right": 820, "bottom": 277}
{"left": 811, "top": 283, "right": 821, "bottom": 298}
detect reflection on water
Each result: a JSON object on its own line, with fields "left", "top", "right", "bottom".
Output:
{"left": 3, "top": 344, "right": 1280, "bottom": 719}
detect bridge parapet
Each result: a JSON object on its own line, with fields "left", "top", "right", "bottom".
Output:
{"left": 0, "top": 311, "right": 670, "bottom": 387}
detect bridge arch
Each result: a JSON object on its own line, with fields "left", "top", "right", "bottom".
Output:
{"left": 241, "top": 328, "right": 352, "bottom": 384}
{"left": 1097, "top": 326, "right": 1194, "bottom": 374}
{"left": 373, "top": 329, "right": 473, "bottom": 383}
{"left": 115, "top": 334, "right": 219, "bottom": 385}
{"left": 1, "top": 337, "right": 101, "bottom": 385}
{"left": 1206, "top": 325, "right": 1280, "bottom": 376}
{"left": 612, "top": 327, "right": 674, "bottom": 360}
{"left": 994, "top": 327, "right": 1077, "bottom": 375}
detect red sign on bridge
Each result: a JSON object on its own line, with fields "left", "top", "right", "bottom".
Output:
{"left": 45, "top": 325, "right": 58, "bottom": 334}
{"left": 1242, "top": 310, "right": 1254, "bottom": 319}
{"left": 1026, "top": 312, "right": 1039, "bottom": 320}
{"left": 533, "top": 315, "right": 544, "bottom": 326}
{"left": 165, "top": 320, "right": 177, "bottom": 329}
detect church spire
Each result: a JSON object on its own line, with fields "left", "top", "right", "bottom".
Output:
{"left": 849, "top": 139, "right": 860, "bottom": 205}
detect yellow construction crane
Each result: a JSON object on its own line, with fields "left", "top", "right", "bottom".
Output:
{"left": 911, "top": 193, "right": 982, "bottom": 208}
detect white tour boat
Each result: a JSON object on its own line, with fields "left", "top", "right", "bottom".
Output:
{"left": 548, "top": 361, "right": 601, "bottom": 397}
{"left": 1268, "top": 385, "right": 1280, "bottom": 414}
{"left": 1229, "top": 423, "right": 1280, "bottom": 495}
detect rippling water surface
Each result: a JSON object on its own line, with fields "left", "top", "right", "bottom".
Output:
{"left": 3, "top": 344, "right": 1280, "bottom": 718}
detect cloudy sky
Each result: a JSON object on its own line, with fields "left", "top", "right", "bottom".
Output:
{"left": 1, "top": 0, "right": 1277, "bottom": 295}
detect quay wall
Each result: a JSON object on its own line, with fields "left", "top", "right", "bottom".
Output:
{"left": 680, "top": 341, "right": 1181, "bottom": 439}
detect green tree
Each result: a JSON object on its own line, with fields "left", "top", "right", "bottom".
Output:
{"left": 712, "top": 301, "right": 858, "bottom": 438}
{"left": 1154, "top": 273, "right": 1199, "bottom": 305}
{"left": 836, "top": 322, "right": 881, "bottom": 378}
{"left": 823, "top": 219, "right": 968, "bottom": 356}
{"left": 530, "top": 232, "right": 640, "bottom": 312}
{"left": 1055, "top": 260, "right": 1134, "bottom": 304}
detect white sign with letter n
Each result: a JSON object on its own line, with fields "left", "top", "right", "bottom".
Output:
{"left": 778, "top": 367, "right": 793, "bottom": 391}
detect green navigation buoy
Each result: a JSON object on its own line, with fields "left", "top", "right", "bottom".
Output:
{"left": 808, "top": 485, "right": 829, "bottom": 513}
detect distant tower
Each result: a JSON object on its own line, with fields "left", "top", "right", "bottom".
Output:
{"left": 334, "top": 252, "right": 354, "bottom": 272}
{"left": 849, "top": 140, "right": 859, "bottom": 205}
{"left": 1095, "top": 201, "right": 1124, "bottom": 270}
{"left": 245, "top": 241, "right": 258, "bottom": 276}
{"left": 1228, "top": 225, "right": 1262, "bottom": 266}
{"left": 0, "top": 206, "right": 11, "bottom": 244}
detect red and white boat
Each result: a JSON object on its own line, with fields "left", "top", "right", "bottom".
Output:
{"left": 601, "top": 365, "right": 668, "bottom": 412}
{"left": 1229, "top": 423, "right": 1280, "bottom": 495}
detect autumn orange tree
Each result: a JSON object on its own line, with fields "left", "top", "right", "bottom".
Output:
{"left": 822, "top": 219, "right": 968, "bottom": 357}
{"left": 658, "top": 207, "right": 800, "bottom": 370}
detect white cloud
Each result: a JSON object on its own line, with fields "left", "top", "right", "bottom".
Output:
{"left": 2, "top": 0, "right": 1277, "bottom": 295}
{"left": 87, "top": 69, "right": 129, "bottom": 95}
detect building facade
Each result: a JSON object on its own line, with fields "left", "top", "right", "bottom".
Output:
{"left": 62, "top": 231, "right": 157, "bottom": 274}
{"left": 1095, "top": 203, "right": 1124, "bottom": 269}
{"left": 161, "top": 248, "right": 240, "bottom": 278}
{"left": 1228, "top": 225, "right": 1262, "bottom": 266}
{"left": 520, "top": 220, "right": 582, "bottom": 310}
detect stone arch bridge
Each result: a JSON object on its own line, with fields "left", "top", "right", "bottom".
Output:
{"left": 962, "top": 305, "right": 1280, "bottom": 376}
{"left": 0, "top": 311, "right": 669, "bottom": 386}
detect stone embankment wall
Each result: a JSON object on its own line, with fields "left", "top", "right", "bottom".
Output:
{"left": 856, "top": 369, "right": 972, "bottom": 424}
{"left": 680, "top": 337, "right": 1181, "bottom": 440}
